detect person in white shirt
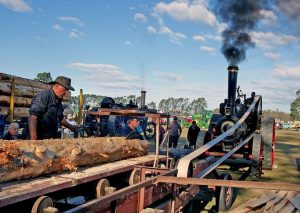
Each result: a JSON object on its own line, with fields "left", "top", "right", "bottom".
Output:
{"left": 62, "top": 114, "right": 77, "bottom": 138}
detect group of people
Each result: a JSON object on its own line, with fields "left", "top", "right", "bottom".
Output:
{"left": 168, "top": 117, "right": 200, "bottom": 149}
{"left": 2, "top": 75, "right": 201, "bottom": 148}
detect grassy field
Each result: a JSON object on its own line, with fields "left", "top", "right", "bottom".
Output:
{"left": 172, "top": 128, "right": 300, "bottom": 212}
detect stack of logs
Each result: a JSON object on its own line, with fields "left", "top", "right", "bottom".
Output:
{"left": 0, "top": 72, "right": 71, "bottom": 119}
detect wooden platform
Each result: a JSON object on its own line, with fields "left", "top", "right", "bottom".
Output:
{"left": 0, "top": 154, "right": 166, "bottom": 207}
{"left": 229, "top": 191, "right": 300, "bottom": 213}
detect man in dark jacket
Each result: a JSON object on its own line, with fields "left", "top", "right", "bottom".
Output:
{"left": 120, "top": 117, "right": 140, "bottom": 136}
{"left": 187, "top": 121, "right": 200, "bottom": 149}
{"left": 29, "top": 76, "right": 78, "bottom": 140}
{"left": 168, "top": 117, "right": 182, "bottom": 148}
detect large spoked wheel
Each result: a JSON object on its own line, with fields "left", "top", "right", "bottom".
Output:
{"left": 107, "top": 115, "right": 128, "bottom": 136}
{"left": 261, "top": 116, "right": 276, "bottom": 170}
{"left": 144, "top": 122, "right": 155, "bottom": 140}
{"left": 251, "top": 134, "right": 263, "bottom": 181}
{"left": 216, "top": 173, "right": 234, "bottom": 212}
{"left": 31, "top": 196, "right": 54, "bottom": 213}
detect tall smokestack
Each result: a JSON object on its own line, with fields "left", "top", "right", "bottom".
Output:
{"left": 141, "top": 90, "right": 146, "bottom": 109}
{"left": 227, "top": 66, "right": 239, "bottom": 115}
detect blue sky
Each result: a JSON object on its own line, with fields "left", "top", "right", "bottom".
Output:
{"left": 0, "top": 0, "right": 299, "bottom": 113}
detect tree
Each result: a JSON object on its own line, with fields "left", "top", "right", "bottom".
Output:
{"left": 290, "top": 90, "right": 300, "bottom": 121}
{"left": 147, "top": 101, "right": 156, "bottom": 109}
{"left": 35, "top": 72, "right": 53, "bottom": 83}
{"left": 188, "top": 98, "right": 207, "bottom": 114}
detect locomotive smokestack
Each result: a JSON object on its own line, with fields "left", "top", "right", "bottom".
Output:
{"left": 140, "top": 90, "right": 146, "bottom": 109}
{"left": 227, "top": 66, "right": 239, "bottom": 115}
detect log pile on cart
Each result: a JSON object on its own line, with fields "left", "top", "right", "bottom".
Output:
{"left": 0, "top": 72, "right": 70, "bottom": 121}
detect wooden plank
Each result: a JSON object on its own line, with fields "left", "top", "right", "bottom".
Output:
{"left": 286, "top": 192, "right": 300, "bottom": 210}
{"left": 228, "top": 198, "right": 257, "bottom": 213}
{"left": 264, "top": 191, "right": 288, "bottom": 212}
{"left": 281, "top": 202, "right": 296, "bottom": 213}
{"left": 272, "top": 197, "right": 289, "bottom": 212}
{"left": 86, "top": 108, "right": 169, "bottom": 118}
{"left": 246, "top": 193, "right": 277, "bottom": 208}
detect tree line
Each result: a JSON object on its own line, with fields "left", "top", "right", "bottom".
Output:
{"left": 70, "top": 94, "right": 208, "bottom": 116}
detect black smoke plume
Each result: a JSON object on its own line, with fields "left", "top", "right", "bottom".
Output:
{"left": 215, "top": 0, "right": 262, "bottom": 65}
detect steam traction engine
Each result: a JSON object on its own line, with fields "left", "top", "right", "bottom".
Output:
{"left": 83, "top": 91, "right": 155, "bottom": 139}
{"left": 204, "top": 66, "right": 276, "bottom": 179}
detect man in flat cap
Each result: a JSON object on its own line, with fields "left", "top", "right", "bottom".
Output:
{"left": 29, "top": 76, "right": 78, "bottom": 140}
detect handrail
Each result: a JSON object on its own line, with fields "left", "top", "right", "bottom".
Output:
{"left": 176, "top": 96, "right": 261, "bottom": 178}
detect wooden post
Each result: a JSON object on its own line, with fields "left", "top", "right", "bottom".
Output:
{"left": 78, "top": 89, "right": 83, "bottom": 124}
{"left": 8, "top": 78, "right": 15, "bottom": 122}
{"left": 155, "top": 117, "right": 160, "bottom": 168}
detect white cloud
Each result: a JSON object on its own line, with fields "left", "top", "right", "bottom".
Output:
{"left": 203, "top": 34, "right": 222, "bottom": 41}
{"left": 69, "top": 28, "right": 86, "bottom": 39}
{"left": 153, "top": 0, "right": 225, "bottom": 32}
{"left": 58, "top": 16, "right": 84, "bottom": 27}
{"left": 159, "top": 26, "right": 187, "bottom": 44}
{"left": 193, "top": 35, "right": 206, "bottom": 42}
{"left": 134, "top": 13, "right": 147, "bottom": 22}
{"left": 200, "top": 46, "right": 216, "bottom": 55}
{"left": 125, "top": 41, "right": 131, "bottom": 45}
{"left": 250, "top": 31, "right": 298, "bottom": 49}
{"left": 154, "top": 71, "right": 183, "bottom": 81}
{"left": 0, "top": 0, "right": 30, "bottom": 12}
{"left": 260, "top": 9, "right": 277, "bottom": 25}
{"left": 147, "top": 26, "right": 157, "bottom": 34}
{"left": 66, "top": 63, "right": 140, "bottom": 83}
{"left": 273, "top": 65, "right": 300, "bottom": 80}
{"left": 264, "top": 52, "right": 281, "bottom": 60}
{"left": 52, "top": 24, "right": 64, "bottom": 31}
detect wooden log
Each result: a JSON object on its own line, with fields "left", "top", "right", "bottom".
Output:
{"left": 0, "top": 106, "right": 29, "bottom": 118}
{"left": 0, "top": 95, "right": 32, "bottom": 107}
{"left": 0, "top": 72, "right": 50, "bottom": 90}
{"left": 0, "top": 82, "right": 71, "bottom": 101}
{"left": 0, "top": 137, "right": 149, "bottom": 183}
{"left": 0, "top": 104, "right": 73, "bottom": 119}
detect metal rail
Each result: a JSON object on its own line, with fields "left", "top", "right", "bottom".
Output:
{"left": 176, "top": 96, "right": 261, "bottom": 178}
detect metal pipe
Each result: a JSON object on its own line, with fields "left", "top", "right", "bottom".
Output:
{"left": 140, "top": 91, "right": 146, "bottom": 109}
{"left": 227, "top": 66, "right": 239, "bottom": 116}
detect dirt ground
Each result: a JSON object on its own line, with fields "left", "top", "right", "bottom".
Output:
{"left": 152, "top": 127, "right": 300, "bottom": 212}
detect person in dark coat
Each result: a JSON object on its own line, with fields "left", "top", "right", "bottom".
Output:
{"left": 29, "top": 76, "right": 78, "bottom": 140}
{"left": 3, "top": 122, "right": 21, "bottom": 140}
{"left": 168, "top": 117, "right": 182, "bottom": 148}
{"left": 187, "top": 121, "right": 200, "bottom": 149}
{"left": 120, "top": 117, "right": 140, "bottom": 136}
